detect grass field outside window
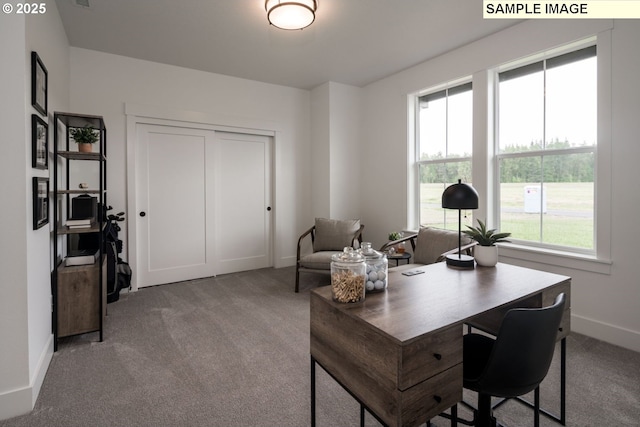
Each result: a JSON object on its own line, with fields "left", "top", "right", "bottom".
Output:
{"left": 420, "top": 182, "right": 594, "bottom": 249}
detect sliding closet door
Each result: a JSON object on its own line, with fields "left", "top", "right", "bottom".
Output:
{"left": 214, "top": 132, "right": 272, "bottom": 275}
{"left": 135, "top": 123, "right": 216, "bottom": 287}
{"left": 133, "top": 123, "right": 273, "bottom": 288}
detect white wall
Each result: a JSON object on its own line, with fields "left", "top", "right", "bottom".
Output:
{"left": 0, "top": 11, "right": 31, "bottom": 419}
{"left": 328, "top": 82, "right": 362, "bottom": 221}
{"left": 25, "top": 0, "right": 70, "bottom": 385}
{"left": 69, "top": 48, "right": 312, "bottom": 269}
{"left": 361, "top": 20, "right": 640, "bottom": 352}
{"left": 0, "top": 0, "right": 69, "bottom": 419}
{"left": 310, "top": 83, "right": 331, "bottom": 217}
{"left": 310, "top": 82, "right": 363, "bottom": 220}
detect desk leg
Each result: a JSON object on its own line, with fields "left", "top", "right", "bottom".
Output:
{"left": 311, "top": 356, "right": 316, "bottom": 427}
{"left": 311, "top": 357, "right": 389, "bottom": 427}
{"left": 534, "top": 386, "right": 540, "bottom": 427}
{"left": 560, "top": 337, "right": 566, "bottom": 425}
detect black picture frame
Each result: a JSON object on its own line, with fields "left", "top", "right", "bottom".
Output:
{"left": 31, "top": 52, "right": 48, "bottom": 116}
{"left": 32, "top": 115, "right": 48, "bottom": 169}
{"left": 33, "top": 177, "right": 49, "bottom": 230}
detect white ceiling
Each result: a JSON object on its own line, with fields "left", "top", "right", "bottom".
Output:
{"left": 55, "top": 0, "right": 520, "bottom": 90}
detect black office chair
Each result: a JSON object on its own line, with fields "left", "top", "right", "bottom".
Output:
{"left": 454, "top": 293, "right": 566, "bottom": 427}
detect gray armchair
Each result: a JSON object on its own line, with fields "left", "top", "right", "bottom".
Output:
{"left": 380, "top": 226, "right": 476, "bottom": 270}
{"left": 295, "top": 218, "right": 364, "bottom": 292}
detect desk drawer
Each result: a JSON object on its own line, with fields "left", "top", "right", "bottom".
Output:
{"left": 399, "top": 325, "right": 462, "bottom": 390}
{"left": 398, "top": 363, "right": 462, "bottom": 427}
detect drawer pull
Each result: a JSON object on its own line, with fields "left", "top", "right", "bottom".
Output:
{"left": 433, "top": 395, "right": 442, "bottom": 403}
{"left": 433, "top": 353, "right": 442, "bottom": 360}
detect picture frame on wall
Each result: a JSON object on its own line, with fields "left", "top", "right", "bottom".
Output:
{"left": 32, "top": 115, "right": 48, "bottom": 169}
{"left": 31, "top": 51, "right": 48, "bottom": 116}
{"left": 33, "top": 177, "right": 49, "bottom": 230}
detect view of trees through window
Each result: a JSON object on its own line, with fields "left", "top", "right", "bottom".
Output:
{"left": 497, "top": 46, "right": 596, "bottom": 250}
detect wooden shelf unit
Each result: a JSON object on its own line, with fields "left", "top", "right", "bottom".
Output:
{"left": 52, "top": 112, "right": 107, "bottom": 349}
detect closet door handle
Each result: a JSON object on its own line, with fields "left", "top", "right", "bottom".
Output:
{"left": 139, "top": 211, "right": 146, "bottom": 217}
{"left": 266, "top": 207, "right": 272, "bottom": 211}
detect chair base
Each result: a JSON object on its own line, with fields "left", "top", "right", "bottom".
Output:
{"left": 434, "top": 402, "right": 503, "bottom": 427}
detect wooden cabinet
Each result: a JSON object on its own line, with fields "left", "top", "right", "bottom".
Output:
{"left": 52, "top": 112, "right": 107, "bottom": 348}
{"left": 56, "top": 257, "right": 106, "bottom": 337}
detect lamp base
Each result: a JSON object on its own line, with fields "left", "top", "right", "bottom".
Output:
{"left": 445, "top": 254, "right": 475, "bottom": 269}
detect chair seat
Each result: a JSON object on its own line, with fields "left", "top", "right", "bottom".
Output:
{"left": 299, "top": 251, "right": 340, "bottom": 270}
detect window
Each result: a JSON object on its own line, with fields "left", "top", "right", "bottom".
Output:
{"left": 496, "top": 46, "right": 597, "bottom": 252}
{"left": 416, "top": 82, "right": 473, "bottom": 229}
{"left": 410, "top": 33, "right": 610, "bottom": 270}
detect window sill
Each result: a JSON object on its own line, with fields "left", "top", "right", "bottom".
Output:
{"left": 498, "top": 243, "right": 611, "bottom": 275}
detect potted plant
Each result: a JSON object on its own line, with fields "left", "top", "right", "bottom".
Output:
{"left": 69, "top": 125, "right": 99, "bottom": 153}
{"left": 462, "top": 219, "right": 511, "bottom": 267}
{"left": 388, "top": 232, "right": 402, "bottom": 241}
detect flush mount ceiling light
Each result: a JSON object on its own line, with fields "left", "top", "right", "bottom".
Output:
{"left": 265, "top": 0, "right": 317, "bottom": 30}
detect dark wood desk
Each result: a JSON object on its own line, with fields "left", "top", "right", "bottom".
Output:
{"left": 310, "top": 262, "right": 571, "bottom": 427}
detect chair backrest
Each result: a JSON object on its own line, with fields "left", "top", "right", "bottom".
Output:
{"left": 475, "top": 293, "right": 566, "bottom": 398}
{"left": 414, "top": 227, "right": 471, "bottom": 264}
{"left": 312, "top": 218, "right": 362, "bottom": 252}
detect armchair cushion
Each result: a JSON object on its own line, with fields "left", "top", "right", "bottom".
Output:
{"left": 299, "top": 251, "right": 337, "bottom": 270}
{"left": 413, "top": 227, "right": 471, "bottom": 265}
{"left": 313, "top": 218, "right": 361, "bottom": 252}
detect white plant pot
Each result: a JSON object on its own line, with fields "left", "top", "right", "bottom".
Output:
{"left": 474, "top": 245, "right": 498, "bottom": 267}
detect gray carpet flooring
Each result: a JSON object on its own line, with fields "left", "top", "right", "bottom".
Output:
{"left": 2, "top": 267, "right": 639, "bottom": 427}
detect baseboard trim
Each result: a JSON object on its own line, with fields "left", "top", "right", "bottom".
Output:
{"left": 0, "top": 334, "right": 53, "bottom": 421}
{"left": 276, "top": 256, "right": 296, "bottom": 268}
{"left": 0, "top": 385, "right": 32, "bottom": 421}
{"left": 572, "top": 313, "right": 640, "bottom": 353}
{"left": 31, "top": 334, "right": 54, "bottom": 405}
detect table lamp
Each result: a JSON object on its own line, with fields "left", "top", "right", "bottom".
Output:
{"left": 442, "top": 179, "right": 479, "bottom": 268}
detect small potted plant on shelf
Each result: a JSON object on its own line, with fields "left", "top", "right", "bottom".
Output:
{"left": 462, "top": 219, "right": 511, "bottom": 267}
{"left": 69, "top": 125, "right": 99, "bottom": 153}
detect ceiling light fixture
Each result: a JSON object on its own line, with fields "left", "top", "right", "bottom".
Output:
{"left": 265, "top": 0, "right": 317, "bottom": 30}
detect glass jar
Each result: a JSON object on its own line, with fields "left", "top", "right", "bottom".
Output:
{"left": 331, "top": 247, "right": 366, "bottom": 303}
{"left": 395, "top": 232, "right": 406, "bottom": 254}
{"left": 361, "top": 242, "right": 388, "bottom": 293}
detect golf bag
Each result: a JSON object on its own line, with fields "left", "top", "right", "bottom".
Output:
{"left": 103, "top": 208, "right": 131, "bottom": 303}
{"left": 77, "top": 206, "right": 132, "bottom": 303}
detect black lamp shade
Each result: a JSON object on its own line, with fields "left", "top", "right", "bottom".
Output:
{"left": 442, "top": 179, "right": 479, "bottom": 210}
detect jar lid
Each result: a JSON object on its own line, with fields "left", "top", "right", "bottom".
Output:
{"left": 331, "top": 246, "right": 365, "bottom": 263}
{"left": 360, "top": 242, "right": 384, "bottom": 259}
